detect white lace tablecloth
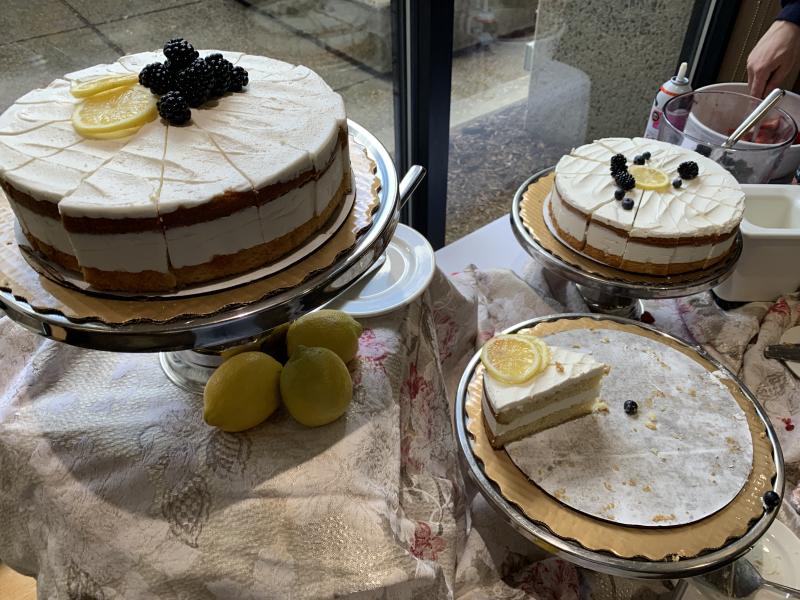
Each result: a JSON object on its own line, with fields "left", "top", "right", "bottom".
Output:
{"left": 0, "top": 263, "right": 798, "bottom": 599}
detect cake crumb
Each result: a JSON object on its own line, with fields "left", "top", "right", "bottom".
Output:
{"left": 571, "top": 343, "right": 581, "bottom": 349}
{"left": 553, "top": 488, "right": 567, "bottom": 500}
{"left": 652, "top": 513, "right": 676, "bottom": 523}
{"left": 592, "top": 400, "right": 609, "bottom": 413}
{"left": 628, "top": 478, "right": 637, "bottom": 486}
{"left": 759, "top": 431, "right": 767, "bottom": 439}
{"left": 725, "top": 436, "right": 741, "bottom": 453}
{"left": 645, "top": 421, "right": 657, "bottom": 430}
{"left": 601, "top": 337, "right": 610, "bottom": 343}
{"left": 612, "top": 464, "right": 620, "bottom": 471}
{"left": 642, "top": 484, "right": 652, "bottom": 492}
{"left": 688, "top": 388, "right": 697, "bottom": 397}
{"left": 604, "top": 481, "right": 614, "bottom": 491}
{"left": 555, "top": 362, "right": 565, "bottom": 373}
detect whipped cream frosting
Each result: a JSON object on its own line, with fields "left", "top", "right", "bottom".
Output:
{"left": 0, "top": 50, "right": 349, "bottom": 278}
{"left": 555, "top": 138, "right": 744, "bottom": 240}
{"left": 484, "top": 346, "right": 607, "bottom": 419}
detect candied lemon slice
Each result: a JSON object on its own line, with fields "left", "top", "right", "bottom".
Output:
{"left": 481, "top": 334, "right": 543, "bottom": 384}
{"left": 70, "top": 73, "right": 139, "bottom": 98}
{"left": 72, "top": 84, "right": 157, "bottom": 137}
{"left": 628, "top": 165, "right": 670, "bottom": 191}
{"left": 518, "top": 334, "right": 552, "bottom": 371}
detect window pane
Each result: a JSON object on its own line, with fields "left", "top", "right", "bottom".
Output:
{"left": 446, "top": 0, "right": 707, "bottom": 243}
{"left": 0, "top": 0, "right": 395, "bottom": 154}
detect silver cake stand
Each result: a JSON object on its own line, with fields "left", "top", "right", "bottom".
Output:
{"left": 0, "top": 121, "right": 424, "bottom": 393}
{"left": 511, "top": 168, "right": 743, "bottom": 319}
{"left": 454, "top": 313, "right": 785, "bottom": 579}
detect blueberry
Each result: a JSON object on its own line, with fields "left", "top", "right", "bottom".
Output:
{"left": 614, "top": 188, "right": 624, "bottom": 200}
{"left": 624, "top": 400, "right": 638, "bottom": 415}
{"left": 621, "top": 197, "right": 635, "bottom": 210}
{"left": 642, "top": 151, "right": 651, "bottom": 160}
{"left": 763, "top": 490, "right": 780, "bottom": 510}
{"left": 672, "top": 178, "right": 682, "bottom": 188}
{"left": 633, "top": 155, "right": 645, "bottom": 165}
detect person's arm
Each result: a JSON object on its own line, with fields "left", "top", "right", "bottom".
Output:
{"left": 747, "top": 1, "right": 800, "bottom": 98}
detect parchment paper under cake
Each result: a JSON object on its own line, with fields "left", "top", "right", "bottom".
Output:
{"left": 504, "top": 328, "right": 753, "bottom": 527}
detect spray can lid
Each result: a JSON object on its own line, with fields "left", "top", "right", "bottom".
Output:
{"left": 671, "top": 62, "right": 689, "bottom": 85}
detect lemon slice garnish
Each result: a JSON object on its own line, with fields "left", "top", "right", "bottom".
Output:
{"left": 628, "top": 165, "right": 670, "bottom": 191}
{"left": 70, "top": 73, "right": 140, "bottom": 98}
{"left": 518, "top": 334, "right": 552, "bottom": 370}
{"left": 72, "top": 84, "right": 157, "bottom": 138}
{"left": 481, "top": 334, "right": 550, "bottom": 384}
{"left": 85, "top": 126, "right": 141, "bottom": 140}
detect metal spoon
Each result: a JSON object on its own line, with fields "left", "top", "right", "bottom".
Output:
{"left": 722, "top": 88, "right": 786, "bottom": 149}
{"left": 699, "top": 557, "right": 800, "bottom": 598}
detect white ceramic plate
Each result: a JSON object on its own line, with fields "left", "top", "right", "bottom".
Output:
{"left": 682, "top": 519, "right": 800, "bottom": 599}
{"left": 327, "top": 224, "right": 435, "bottom": 317}
{"left": 780, "top": 326, "right": 800, "bottom": 379}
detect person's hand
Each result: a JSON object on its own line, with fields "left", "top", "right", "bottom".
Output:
{"left": 747, "top": 20, "right": 800, "bottom": 98}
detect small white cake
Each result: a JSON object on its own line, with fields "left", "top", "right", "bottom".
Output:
{"left": 549, "top": 137, "right": 745, "bottom": 275}
{"left": 482, "top": 347, "right": 609, "bottom": 448}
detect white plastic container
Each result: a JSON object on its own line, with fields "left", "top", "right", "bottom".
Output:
{"left": 713, "top": 184, "right": 800, "bottom": 302}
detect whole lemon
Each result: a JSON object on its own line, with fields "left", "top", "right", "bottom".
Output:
{"left": 204, "top": 352, "right": 282, "bottom": 432}
{"left": 286, "top": 309, "right": 362, "bottom": 363}
{"left": 280, "top": 346, "right": 353, "bottom": 427}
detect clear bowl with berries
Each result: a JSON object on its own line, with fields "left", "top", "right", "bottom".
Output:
{"left": 658, "top": 90, "right": 797, "bottom": 184}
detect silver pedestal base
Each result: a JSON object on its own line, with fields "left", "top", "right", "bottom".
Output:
{"left": 159, "top": 350, "right": 223, "bottom": 394}
{"left": 575, "top": 284, "right": 643, "bottom": 319}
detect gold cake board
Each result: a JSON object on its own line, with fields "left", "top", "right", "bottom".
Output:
{"left": 0, "top": 141, "right": 380, "bottom": 326}
{"left": 465, "top": 317, "right": 777, "bottom": 562}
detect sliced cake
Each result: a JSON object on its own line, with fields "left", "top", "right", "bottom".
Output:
{"left": 480, "top": 334, "right": 608, "bottom": 448}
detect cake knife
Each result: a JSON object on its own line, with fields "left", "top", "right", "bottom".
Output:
{"left": 764, "top": 343, "right": 800, "bottom": 361}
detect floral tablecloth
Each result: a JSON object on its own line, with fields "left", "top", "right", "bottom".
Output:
{"left": 0, "top": 262, "right": 797, "bottom": 599}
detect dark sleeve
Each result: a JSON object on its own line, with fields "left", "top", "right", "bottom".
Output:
{"left": 778, "top": 0, "right": 800, "bottom": 26}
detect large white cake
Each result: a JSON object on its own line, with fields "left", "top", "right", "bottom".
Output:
{"left": 549, "top": 138, "right": 744, "bottom": 275}
{"left": 0, "top": 50, "right": 350, "bottom": 291}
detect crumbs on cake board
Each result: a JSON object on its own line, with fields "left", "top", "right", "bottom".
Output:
{"left": 652, "top": 513, "right": 676, "bottom": 523}
{"left": 555, "top": 362, "right": 565, "bottom": 373}
{"left": 592, "top": 400, "right": 609, "bottom": 413}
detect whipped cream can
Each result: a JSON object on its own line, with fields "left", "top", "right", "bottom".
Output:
{"left": 644, "top": 62, "right": 692, "bottom": 139}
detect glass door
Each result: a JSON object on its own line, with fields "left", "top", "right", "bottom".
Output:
{"left": 443, "top": 0, "right": 721, "bottom": 244}
{"left": 1, "top": 0, "right": 397, "bottom": 154}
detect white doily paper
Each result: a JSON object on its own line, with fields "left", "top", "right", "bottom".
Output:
{"left": 505, "top": 328, "right": 753, "bottom": 527}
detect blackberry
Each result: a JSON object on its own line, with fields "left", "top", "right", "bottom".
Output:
{"left": 677, "top": 160, "right": 699, "bottom": 180}
{"left": 762, "top": 490, "right": 780, "bottom": 510}
{"left": 623, "top": 400, "right": 638, "bottom": 415}
{"left": 672, "top": 178, "right": 682, "bottom": 188}
{"left": 610, "top": 153, "right": 627, "bottom": 172}
{"left": 138, "top": 62, "right": 176, "bottom": 96}
{"left": 614, "top": 188, "right": 624, "bottom": 200}
{"left": 163, "top": 37, "right": 198, "bottom": 70}
{"left": 157, "top": 91, "right": 191, "bottom": 125}
{"left": 204, "top": 53, "right": 233, "bottom": 97}
{"left": 614, "top": 171, "right": 636, "bottom": 191}
{"left": 633, "top": 154, "right": 645, "bottom": 165}
{"left": 694, "top": 144, "right": 712, "bottom": 157}
{"left": 178, "top": 58, "right": 214, "bottom": 107}
{"left": 621, "top": 197, "right": 635, "bottom": 210}
{"left": 642, "top": 151, "right": 651, "bottom": 160}
{"left": 610, "top": 165, "right": 627, "bottom": 177}
{"left": 228, "top": 66, "right": 249, "bottom": 92}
